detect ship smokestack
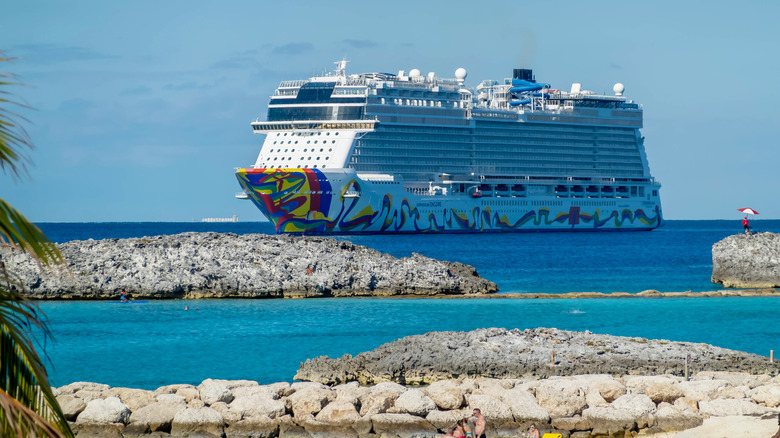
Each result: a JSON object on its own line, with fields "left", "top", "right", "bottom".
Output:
{"left": 513, "top": 68, "right": 535, "bottom": 83}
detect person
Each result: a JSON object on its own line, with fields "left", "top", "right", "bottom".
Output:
{"left": 743, "top": 216, "right": 750, "bottom": 234}
{"left": 772, "top": 413, "right": 780, "bottom": 438}
{"left": 119, "top": 290, "right": 127, "bottom": 302}
{"left": 471, "top": 408, "right": 486, "bottom": 438}
{"left": 442, "top": 427, "right": 456, "bottom": 438}
{"left": 454, "top": 418, "right": 471, "bottom": 438}
{"left": 528, "top": 424, "right": 540, "bottom": 438}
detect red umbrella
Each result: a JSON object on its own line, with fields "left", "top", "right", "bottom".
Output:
{"left": 738, "top": 208, "right": 759, "bottom": 215}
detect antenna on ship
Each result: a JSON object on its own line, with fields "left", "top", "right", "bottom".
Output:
{"left": 335, "top": 58, "right": 349, "bottom": 77}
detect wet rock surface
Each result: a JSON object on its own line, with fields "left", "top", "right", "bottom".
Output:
{"left": 712, "top": 232, "right": 780, "bottom": 288}
{"left": 1, "top": 232, "right": 497, "bottom": 299}
{"left": 295, "top": 328, "right": 780, "bottom": 385}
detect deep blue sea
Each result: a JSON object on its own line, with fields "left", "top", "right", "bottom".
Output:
{"left": 31, "top": 220, "right": 780, "bottom": 390}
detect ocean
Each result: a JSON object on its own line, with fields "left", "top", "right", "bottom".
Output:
{"left": 31, "top": 220, "right": 780, "bottom": 390}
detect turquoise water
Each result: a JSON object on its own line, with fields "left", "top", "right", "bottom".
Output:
{"left": 29, "top": 220, "right": 780, "bottom": 390}
{"left": 39, "top": 296, "right": 780, "bottom": 390}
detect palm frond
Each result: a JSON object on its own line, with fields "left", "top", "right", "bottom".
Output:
{"left": 0, "top": 197, "right": 61, "bottom": 266}
{"left": 0, "top": 388, "right": 67, "bottom": 438}
{"left": 0, "top": 54, "right": 33, "bottom": 179}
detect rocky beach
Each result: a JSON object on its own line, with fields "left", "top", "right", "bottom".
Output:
{"left": 56, "top": 329, "right": 780, "bottom": 438}
{"left": 1, "top": 232, "right": 497, "bottom": 299}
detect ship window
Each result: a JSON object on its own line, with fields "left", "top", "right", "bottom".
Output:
{"left": 326, "top": 132, "right": 330, "bottom": 136}
{"left": 318, "top": 132, "right": 321, "bottom": 136}
{"left": 329, "top": 148, "right": 332, "bottom": 152}
{"left": 307, "top": 141, "right": 310, "bottom": 144}
{"left": 316, "top": 157, "right": 320, "bottom": 160}
{"left": 284, "top": 133, "right": 287, "bottom": 136}
{"left": 314, "top": 165, "right": 317, "bottom": 168}
{"left": 295, "top": 141, "right": 298, "bottom": 144}
{"left": 303, "top": 149, "right": 307, "bottom": 152}
{"left": 288, "top": 141, "right": 291, "bottom": 144}
{"left": 273, "top": 141, "right": 277, "bottom": 144}
{"left": 326, "top": 157, "right": 329, "bottom": 160}
{"left": 314, "top": 140, "right": 318, "bottom": 144}
{"left": 308, "top": 157, "right": 311, "bottom": 160}
{"left": 320, "top": 148, "right": 323, "bottom": 152}
{"left": 284, "top": 149, "right": 288, "bottom": 152}
{"left": 332, "top": 140, "right": 335, "bottom": 144}
{"left": 336, "top": 133, "right": 339, "bottom": 135}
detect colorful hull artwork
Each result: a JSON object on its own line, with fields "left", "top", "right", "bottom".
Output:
{"left": 236, "top": 168, "right": 662, "bottom": 234}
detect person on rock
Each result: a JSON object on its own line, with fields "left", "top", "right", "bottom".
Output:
{"left": 471, "top": 409, "right": 486, "bottom": 438}
{"left": 743, "top": 216, "right": 751, "bottom": 234}
{"left": 120, "top": 290, "right": 128, "bottom": 302}
{"left": 528, "top": 424, "right": 540, "bottom": 438}
{"left": 442, "top": 427, "right": 456, "bottom": 438}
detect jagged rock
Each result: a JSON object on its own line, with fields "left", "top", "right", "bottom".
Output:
{"left": 711, "top": 232, "right": 780, "bottom": 287}
{"left": 296, "top": 328, "right": 779, "bottom": 385}
{"left": 2, "top": 232, "right": 497, "bottom": 299}
{"left": 359, "top": 392, "right": 398, "bottom": 416}
{"left": 425, "top": 409, "right": 470, "bottom": 430}
{"left": 611, "top": 393, "right": 656, "bottom": 418}
{"left": 113, "top": 388, "right": 156, "bottom": 412}
{"left": 588, "top": 377, "right": 626, "bottom": 402}
{"left": 333, "top": 382, "right": 369, "bottom": 406}
{"left": 170, "top": 407, "right": 224, "bottom": 437}
{"left": 76, "top": 397, "right": 131, "bottom": 425}
{"left": 289, "top": 386, "right": 333, "bottom": 417}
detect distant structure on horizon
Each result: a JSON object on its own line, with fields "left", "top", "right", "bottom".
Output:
{"left": 202, "top": 215, "right": 238, "bottom": 223}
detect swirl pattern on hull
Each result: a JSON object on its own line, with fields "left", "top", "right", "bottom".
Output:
{"left": 236, "top": 169, "right": 660, "bottom": 233}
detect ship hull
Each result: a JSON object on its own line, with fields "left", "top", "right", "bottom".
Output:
{"left": 236, "top": 168, "right": 662, "bottom": 234}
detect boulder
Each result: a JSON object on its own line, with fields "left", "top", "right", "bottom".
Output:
{"left": 126, "top": 401, "right": 185, "bottom": 434}
{"left": 392, "top": 389, "right": 437, "bottom": 416}
{"left": 748, "top": 383, "right": 780, "bottom": 407}
{"left": 224, "top": 416, "right": 279, "bottom": 438}
{"left": 711, "top": 233, "right": 780, "bottom": 288}
{"left": 423, "top": 380, "right": 465, "bottom": 410}
{"left": 359, "top": 392, "right": 399, "bottom": 416}
{"left": 289, "top": 386, "right": 333, "bottom": 417}
{"left": 466, "top": 394, "right": 514, "bottom": 425}
{"left": 589, "top": 378, "right": 626, "bottom": 402}
{"left": 56, "top": 394, "right": 87, "bottom": 421}
{"left": 370, "top": 413, "right": 438, "bottom": 438}
{"left": 425, "top": 409, "right": 470, "bottom": 430}
{"left": 653, "top": 405, "right": 703, "bottom": 432}
{"left": 535, "top": 380, "right": 586, "bottom": 418}
{"left": 333, "top": 382, "right": 369, "bottom": 406}
{"left": 113, "top": 388, "right": 156, "bottom": 412}
{"left": 170, "top": 407, "right": 225, "bottom": 437}
{"left": 624, "top": 376, "right": 683, "bottom": 403}
{"left": 76, "top": 397, "right": 131, "bottom": 425}
{"left": 314, "top": 400, "right": 361, "bottom": 424}
{"left": 210, "top": 401, "right": 242, "bottom": 423}
{"left": 610, "top": 393, "right": 656, "bottom": 418}
{"left": 499, "top": 388, "right": 549, "bottom": 424}
{"left": 698, "top": 398, "right": 775, "bottom": 417}
{"left": 370, "top": 381, "right": 408, "bottom": 395}
{"left": 198, "top": 379, "right": 234, "bottom": 405}
{"left": 551, "top": 415, "right": 592, "bottom": 432}
{"left": 229, "top": 395, "right": 287, "bottom": 419}
{"left": 581, "top": 406, "right": 636, "bottom": 435}
{"left": 678, "top": 379, "right": 731, "bottom": 402}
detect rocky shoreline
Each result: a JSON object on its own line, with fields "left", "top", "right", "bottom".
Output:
{"left": 1, "top": 232, "right": 497, "bottom": 299}
{"left": 55, "top": 329, "right": 780, "bottom": 438}
{"left": 712, "top": 232, "right": 780, "bottom": 288}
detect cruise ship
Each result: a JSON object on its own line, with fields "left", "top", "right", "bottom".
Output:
{"left": 235, "top": 60, "right": 662, "bottom": 234}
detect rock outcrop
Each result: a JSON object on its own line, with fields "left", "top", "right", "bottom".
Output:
{"left": 57, "top": 372, "right": 780, "bottom": 438}
{"left": 712, "top": 232, "right": 780, "bottom": 288}
{"left": 295, "top": 328, "right": 780, "bottom": 385}
{"left": 1, "top": 232, "right": 497, "bottom": 299}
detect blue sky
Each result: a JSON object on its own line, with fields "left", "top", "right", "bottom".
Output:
{"left": 1, "top": 0, "right": 779, "bottom": 221}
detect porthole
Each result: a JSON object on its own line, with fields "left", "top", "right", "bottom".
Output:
{"left": 284, "top": 133, "right": 287, "bottom": 136}
{"left": 316, "top": 157, "right": 320, "bottom": 160}
{"left": 307, "top": 141, "right": 311, "bottom": 144}
{"left": 320, "top": 148, "right": 323, "bottom": 152}
{"left": 303, "top": 149, "right": 307, "bottom": 152}
{"left": 284, "top": 149, "right": 288, "bottom": 152}
{"left": 308, "top": 157, "right": 311, "bottom": 160}
{"left": 326, "top": 132, "right": 330, "bottom": 136}
{"left": 273, "top": 141, "right": 277, "bottom": 144}
{"left": 335, "top": 132, "right": 339, "bottom": 136}
{"left": 332, "top": 140, "right": 335, "bottom": 144}
{"left": 313, "top": 165, "right": 318, "bottom": 168}
{"left": 328, "top": 148, "right": 332, "bottom": 152}
{"left": 314, "top": 140, "right": 318, "bottom": 144}
{"left": 325, "top": 156, "right": 329, "bottom": 160}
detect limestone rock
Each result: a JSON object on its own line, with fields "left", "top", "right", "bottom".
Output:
{"left": 712, "top": 233, "right": 780, "bottom": 287}
{"left": 314, "top": 400, "right": 361, "bottom": 424}
{"left": 499, "top": 388, "right": 549, "bottom": 423}
{"left": 581, "top": 406, "right": 636, "bottom": 435}
{"left": 76, "top": 397, "right": 131, "bottom": 425}
{"left": 678, "top": 379, "right": 731, "bottom": 402}
{"left": 611, "top": 393, "right": 656, "bottom": 418}
{"left": 4, "top": 232, "right": 497, "bottom": 299}
{"left": 126, "top": 401, "right": 185, "bottom": 434}
{"left": 653, "top": 405, "right": 703, "bottom": 432}
{"left": 229, "top": 395, "right": 286, "bottom": 419}
{"left": 56, "top": 394, "right": 87, "bottom": 421}
{"left": 748, "top": 384, "right": 780, "bottom": 407}
{"left": 113, "top": 388, "right": 156, "bottom": 412}
{"left": 392, "top": 389, "right": 437, "bottom": 416}
{"left": 535, "top": 380, "right": 586, "bottom": 418}
{"left": 369, "top": 413, "right": 438, "bottom": 438}
{"left": 289, "top": 386, "right": 333, "bottom": 417}
{"left": 423, "top": 380, "right": 465, "bottom": 410}
{"left": 698, "top": 398, "right": 775, "bottom": 417}
{"left": 198, "top": 379, "right": 234, "bottom": 405}
{"left": 224, "top": 416, "right": 279, "bottom": 438}
{"left": 170, "top": 407, "right": 225, "bottom": 437}
{"left": 466, "top": 394, "right": 514, "bottom": 425}
{"left": 624, "top": 376, "right": 683, "bottom": 403}
{"left": 359, "top": 392, "right": 398, "bottom": 416}
{"left": 425, "top": 409, "right": 470, "bottom": 430}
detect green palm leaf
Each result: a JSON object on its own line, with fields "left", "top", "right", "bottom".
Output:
{"left": 0, "top": 52, "right": 73, "bottom": 437}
